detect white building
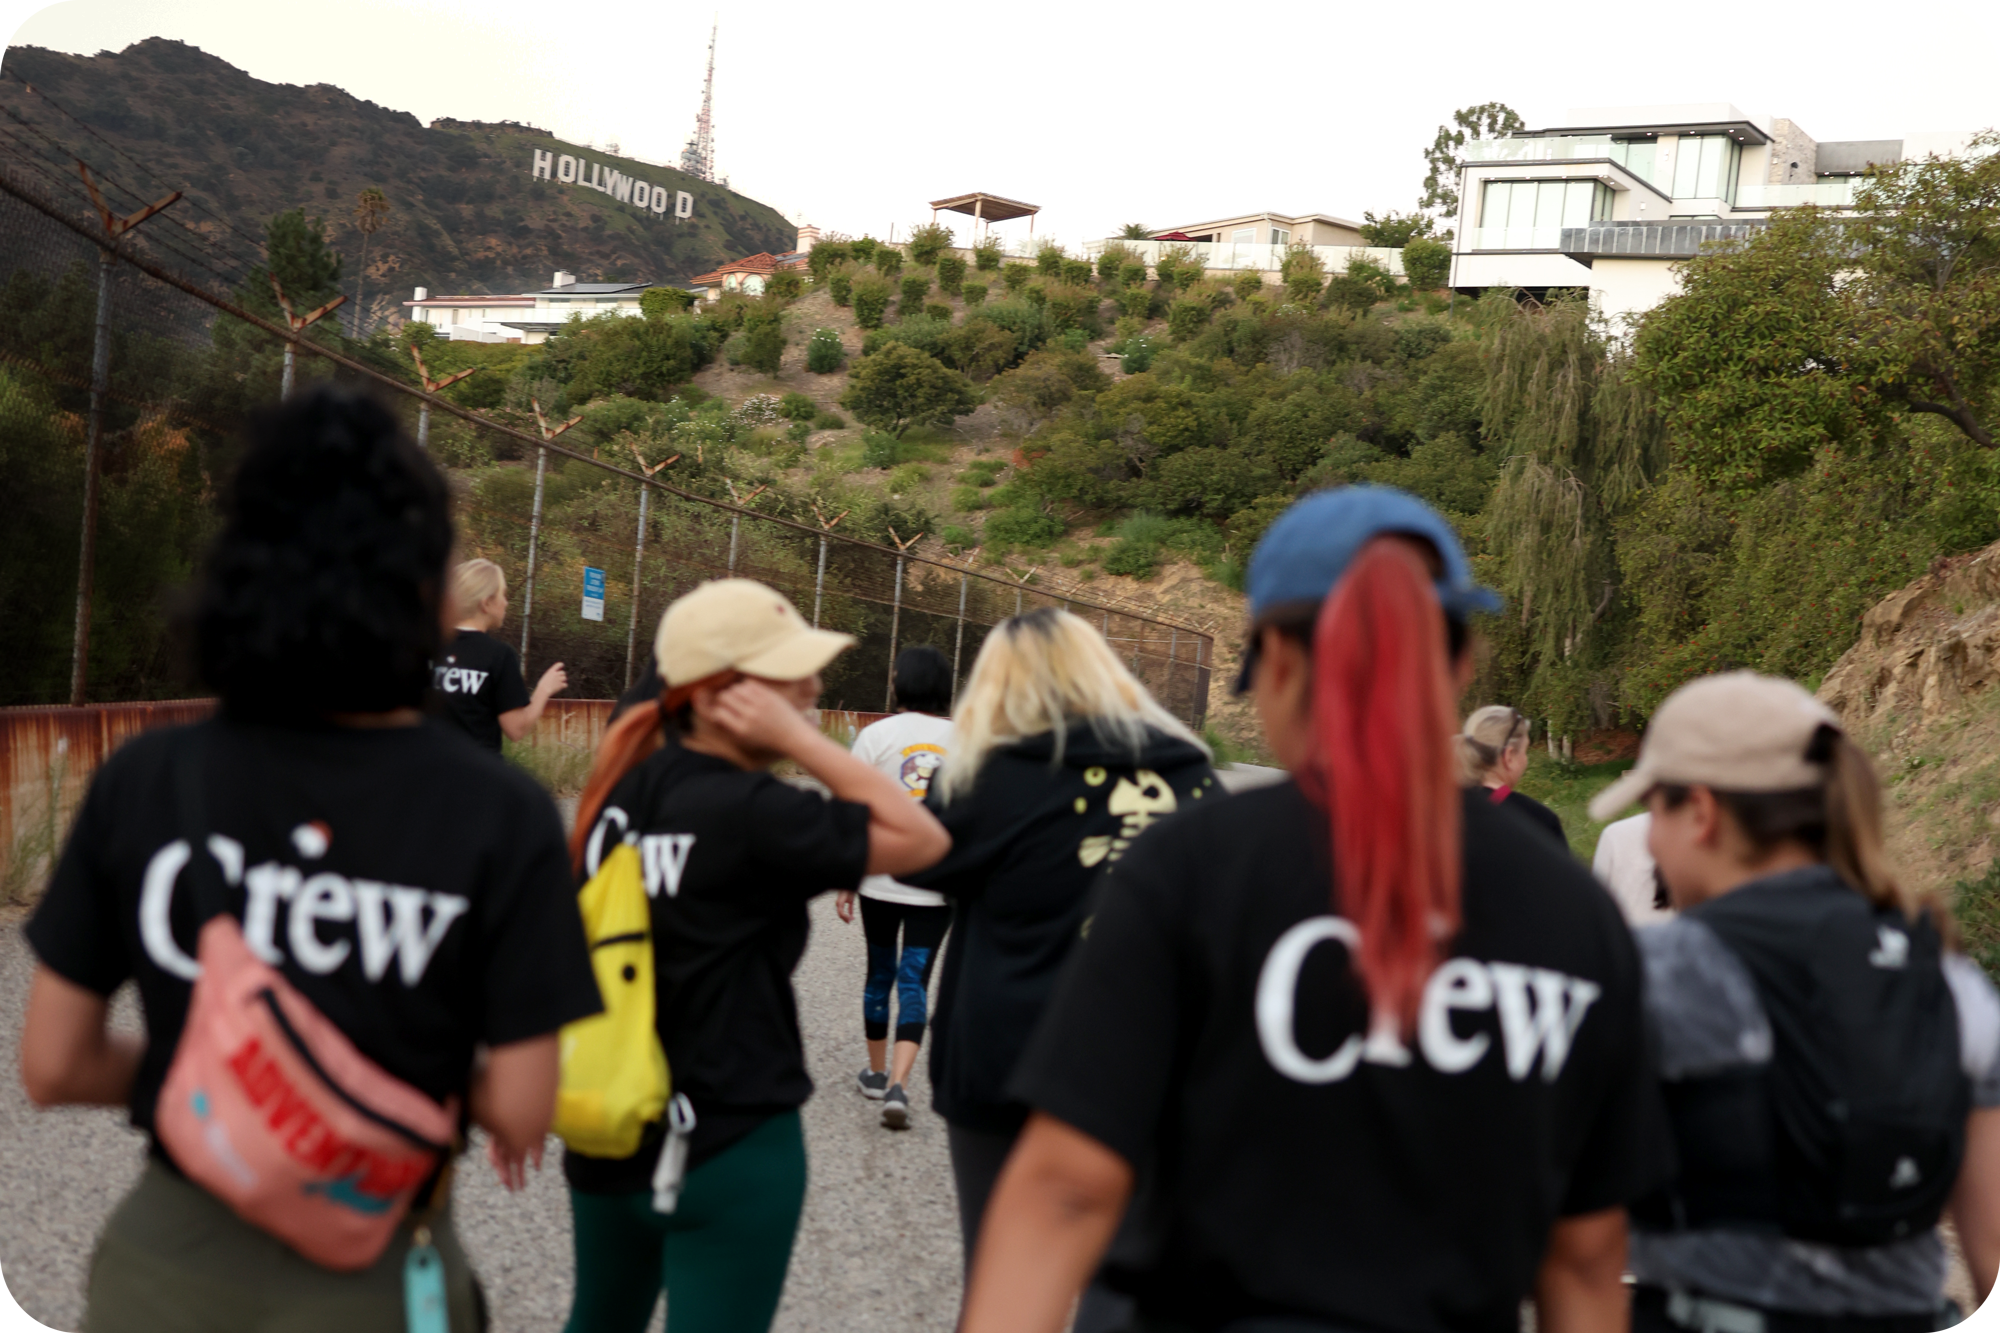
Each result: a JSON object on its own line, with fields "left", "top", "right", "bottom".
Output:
{"left": 402, "top": 272, "right": 657, "bottom": 345}
{"left": 1449, "top": 105, "right": 1974, "bottom": 319}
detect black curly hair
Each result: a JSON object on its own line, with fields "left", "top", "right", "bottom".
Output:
{"left": 195, "top": 386, "right": 452, "bottom": 718}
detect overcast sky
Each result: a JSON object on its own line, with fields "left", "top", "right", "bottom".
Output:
{"left": 6, "top": 0, "right": 1997, "bottom": 253}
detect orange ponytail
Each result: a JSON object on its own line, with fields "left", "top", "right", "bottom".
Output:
{"left": 567, "top": 670, "right": 739, "bottom": 874}
{"left": 1302, "top": 537, "right": 1462, "bottom": 1030}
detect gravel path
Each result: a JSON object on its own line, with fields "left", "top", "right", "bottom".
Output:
{"left": 0, "top": 898, "right": 962, "bottom": 1331}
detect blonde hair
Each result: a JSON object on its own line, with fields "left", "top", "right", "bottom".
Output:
{"left": 451, "top": 559, "right": 506, "bottom": 623}
{"left": 938, "top": 607, "right": 1206, "bottom": 803}
{"left": 1454, "top": 704, "right": 1527, "bottom": 784}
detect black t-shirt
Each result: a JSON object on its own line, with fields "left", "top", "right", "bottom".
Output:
{"left": 563, "top": 742, "right": 871, "bottom": 1191}
{"left": 1496, "top": 787, "right": 1566, "bottom": 847}
{"left": 26, "top": 717, "right": 601, "bottom": 1144}
{"left": 904, "top": 721, "right": 1216, "bottom": 1134}
{"left": 430, "top": 629, "right": 531, "bottom": 752}
{"left": 1011, "top": 781, "right": 1667, "bottom": 1332}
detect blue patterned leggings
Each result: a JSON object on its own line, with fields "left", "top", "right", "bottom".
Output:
{"left": 860, "top": 895, "right": 950, "bottom": 1044}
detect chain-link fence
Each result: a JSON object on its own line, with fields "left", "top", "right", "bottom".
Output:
{"left": 0, "top": 150, "right": 1214, "bottom": 725}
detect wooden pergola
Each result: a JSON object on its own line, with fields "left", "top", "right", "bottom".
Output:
{"left": 929, "top": 191, "right": 1040, "bottom": 241}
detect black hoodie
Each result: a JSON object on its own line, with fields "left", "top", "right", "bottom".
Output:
{"left": 906, "top": 720, "right": 1217, "bottom": 1133}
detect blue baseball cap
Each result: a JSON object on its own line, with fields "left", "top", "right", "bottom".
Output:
{"left": 1245, "top": 485, "right": 1502, "bottom": 625}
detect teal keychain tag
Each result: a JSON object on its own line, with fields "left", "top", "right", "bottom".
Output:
{"left": 405, "top": 1225, "right": 449, "bottom": 1333}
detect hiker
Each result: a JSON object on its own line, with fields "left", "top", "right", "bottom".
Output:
{"left": 1591, "top": 812, "right": 1670, "bottom": 925}
{"left": 834, "top": 645, "right": 957, "bottom": 1130}
{"left": 19, "top": 387, "right": 602, "bottom": 1333}
{"left": 1586, "top": 671, "right": 2000, "bottom": 1331}
{"left": 1458, "top": 703, "right": 1566, "bottom": 845}
{"left": 961, "top": 487, "right": 1667, "bottom": 1333}
{"left": 561, "top": 579, "right": 949, "bottom": 1333}
{"left": 898, "top": 607, "right": 1217, "bottom": 1271}
{"left": 432, "top": 557, "right": 568, "bottom": 751}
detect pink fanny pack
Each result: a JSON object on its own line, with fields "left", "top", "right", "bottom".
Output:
{"left": 153, "top": 737, "right": 457, "bottom": 1271}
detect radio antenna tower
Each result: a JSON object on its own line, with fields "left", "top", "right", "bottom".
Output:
{"left": 679, "top": 19, "right": 718, "bottom": 183}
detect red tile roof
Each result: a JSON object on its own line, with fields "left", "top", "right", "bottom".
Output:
{"left": 688, "top": 251, "right": 810, "bottom": 286}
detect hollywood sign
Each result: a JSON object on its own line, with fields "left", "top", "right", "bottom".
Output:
{"left": 530, "top": 150, "right": 694, "bottom": 220}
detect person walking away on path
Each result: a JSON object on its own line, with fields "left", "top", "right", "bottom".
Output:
{"left": 962, "top": 486, "right": 1669, "bottom": 1333}
{"left": 1458, "top": 704, "right": 1566, "bottom": 847}
{"left": 1592, "top": 812, "right": 1671, "bottom": 926}
{"left": 1585, "top": 671, "right": 2000, "bottom": 1332}
{"left": 560, "top": 579, "right": 950, "bottom": 1333}
{"left": 834, "top": 645, "right": 956, "bottom": 1130}
{"left": 898, "top": 610, "right": 1216, "bottom": 1266}
{"left": 432, "top": 557, "right": 567, "bottom": 751}
{"left": 18, "top": 387, "right": 603, "bottom": 1333}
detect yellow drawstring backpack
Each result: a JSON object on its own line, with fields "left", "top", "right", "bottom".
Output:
{"left": 552, "top": 833, "right": 669, "bottom": 1158}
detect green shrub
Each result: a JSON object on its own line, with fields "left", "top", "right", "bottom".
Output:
{"left": 907, "top": 222, "right": 953, "bottom": 266}
{"left": 864, "top": 316, "right": 952, "bottom": 361}
{"left": 1280, "top": 244, "right": 1327, "bottom": 305}
{"left": 861, "top": 431, "right": 901, "bottom": 468}
{"left": 828, "top": 268, "right": 855, "bottom": 306}
{"left": 972, "top": 239, "right": 1003, "bottom": 271}
{"left": 787, "top": 418, "right": 812, "bottom": 443}
{"left": 1045, "top": 284, "right": 1103, "bottom": 337}
{"left": 939, "top": 320, "right": 1020, "bottom": 381}
{"left": 739, "top": 315, "right": 785, "bottom": 374}
{"left": 806, "top": 327, "right": 846, "bottom": 373}
{"left": 851, "top": 236, "right": 880, "bottom": 266}
{"left": 1060, "top": 328, "right": 1089, "bottom": 352}
{"left": 1233, "top": 271, "right": 1264, "bottom": 301}
{"left": 939, "top": 524, "right": 977, "bottom": 552}
{"left": 1120, "top": 334, "right": 1157, "bottom": 373}
{"left": 852, "top": 276, "right": 892, "bottom": 329}
{"left": 1061, "top": 258, "right": 1094, "bottom": 286}
{"left": 960, "top": 280, "right": 989, "bottom": 307}
{"left": 1002, "top": 263, "right": 1031, "bottom": 293}
{"left": 925, "top": 302, "right": 953, "bottom": 322}
{"left": 811, "top": 409, "right": 846, "bottom": 430}
{"left": 1167, "top": 296, "right": 1211, "bottom": 341}
{"left": 951, "top": 485, "right": 989, "bottom": 511}
{"left": 1402, "top": 235, "right": 1451, "bottom": 291}
{"left": 1153, "top": 244, "right": 1197, "bottom": 289}
{"left": 778, "top": 391, "right": 817, "bottom": 420}
{"left": 840, "top": 342, "right": 978, "bottom": 435}
{"left": 974, "top": 298, "right": 1052, "bottom": 354}
{"left": 766, "top": 270, "right": 804, "bottom": 301}
{"left": 961, "top": 458, "right": 1006, "bottom": 484}
{"left": 1120, "top": 262, "right": 1148, "bottom": 288}
{"left": 985, "top": 506, "right": 1065, "bottom": 547}
{"left": 936, "top": 254, "right": 967, "bottom": 294}
{"left": 1097, "top": 251, "right": 1123, "bottom": 283}
{"left": 1102, "top": 538, "right": 1159, "bottom": 578}
{"left": 886, "top": 462, "right": 930, "bottom": 493}
{"left": 1023, "top": 285, "right": 1048, "bottom": 310}
{"left": 875, "top": 247, "right": 905, "bottom": 278}
{"left": 900, "top": 272, "right": 931, "bottom": 310}
{"left": 1035, "top": 244, "right": 1065, "bottom": 277}
{"left": 640, "top": 286, "right": 696, "bottom": 318}
{"left": 1114, "top": 283, "right": 1153, "bottom": 319}
{"left": 807, "top": 240, "right": 852, "bottom": 280}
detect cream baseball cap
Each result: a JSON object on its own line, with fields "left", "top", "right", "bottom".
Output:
{"left": 653, "top": 579, "right": 854, "bottom": 687}
{"left": 1588, "top": 671, "right": 1842, "bottom": 821}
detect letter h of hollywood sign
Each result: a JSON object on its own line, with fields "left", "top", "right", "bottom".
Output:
{"left": 533, "top": 149, "right": 694, "bottom": 221}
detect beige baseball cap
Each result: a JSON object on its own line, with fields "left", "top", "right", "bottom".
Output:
{"left": 653, "top": 579, "right": 854, "bottom": 687}
{"left": 1587, "top": 671, "right": 1842, "bottom": 821}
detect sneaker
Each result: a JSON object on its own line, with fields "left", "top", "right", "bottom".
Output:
{"left": 856, "top": 1067, "right": 889, "bottom": 1099}
{"left": 881, "top": 1083, "right": 911, "bottom": 1129}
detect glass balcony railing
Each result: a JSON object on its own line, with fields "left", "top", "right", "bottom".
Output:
{"left": 1464, "top": 226, "right": 1568, "bottom": 251}
{"left": 1082, "top": 238, "right": 1408, "bottom": 275}
{"left": 1460, "top": 136, "right": 1623, "bottom": 164}
{"left": 1732, "top": 180, "right": 1861, "bottom": 210}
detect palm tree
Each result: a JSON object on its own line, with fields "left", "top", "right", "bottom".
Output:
{"left": 1119, "top": 222, "right": 1150, "bottom": 240}
{"left": 350, "top": 188, "right": 390, "bottom": 337}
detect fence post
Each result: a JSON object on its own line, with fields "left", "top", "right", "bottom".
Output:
{"left": 721, "top": 481, "right": 768, "bottom": 578}
{"left": 728, "top": 515, "right": 741, "bottom": 574}
{"left": 416, "top": 401, "right": 430, "bottom": 450}
{"left": 884, "top": 553, "right": 905, "bottom": 710}
{"left": 808, "top": 503, "right": 848, "bottom": 629}
{"left": 521, "top": 444, "right": 546, "bottom": 662}
{"left": 951, "top": 572, "right": 968, "bottom": 706}
{"left": 68, "top": 249, "right": 114, "bottom": 706}
{"left": 625, "top": 483, "right": 650, "bottom": 688}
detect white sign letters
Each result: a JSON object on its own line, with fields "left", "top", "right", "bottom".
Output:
{"left": 532, "top": 148, "right": 695, "bottom": 223}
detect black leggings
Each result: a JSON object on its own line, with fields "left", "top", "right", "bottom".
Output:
{"left": 860, "top": 896, "right": 950, "bottom": 1044}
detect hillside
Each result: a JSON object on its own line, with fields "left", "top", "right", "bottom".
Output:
{"left": 0, "top": 38, "right": 794, "bottom": 326}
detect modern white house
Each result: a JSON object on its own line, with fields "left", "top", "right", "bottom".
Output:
{"left": 1450, "top": 104, "right": 1975, "bottom": 319}
{"left": 402, "top": 272, "right": 656, "bottom": 345}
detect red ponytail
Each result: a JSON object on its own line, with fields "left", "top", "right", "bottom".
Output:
{"left": 568, "top": 671, "right": 738, "bottom": 874}
{"left": 1302, "top": 537, "right": 1462, "bottom": 1030}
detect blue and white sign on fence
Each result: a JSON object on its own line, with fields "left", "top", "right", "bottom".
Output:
{"left": 581, "top": 567, "right": 606, "bottom": 622}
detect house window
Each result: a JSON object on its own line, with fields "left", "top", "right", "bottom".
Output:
{"left": 1671, "top": 136, "right": 1742, "bottom": 203}
{"left": 1231, "top": 228, "right": 1257, "bottom": 244}
{"left": 1269, "top": 228, "right": 1290, "bottom": 246}
{"left": 1478, "top": 179, "right": 1613, "bottom": 237}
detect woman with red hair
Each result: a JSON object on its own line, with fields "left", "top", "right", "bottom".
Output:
{"left": 960, "top": 487, "right": 1667, "bottom": 1333}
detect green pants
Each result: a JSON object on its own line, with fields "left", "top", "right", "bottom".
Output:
{"left": 563, "top": 1110, "right": 807, "bottom": 1333}
{"left": 85, "top": 1158, "right": 484, "bottom": 1333}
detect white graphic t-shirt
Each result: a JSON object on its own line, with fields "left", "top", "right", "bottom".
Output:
{"left": 850, "top": 712, "right": 953, "bottom": 906}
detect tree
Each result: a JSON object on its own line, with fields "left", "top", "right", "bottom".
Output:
{"left": 807, "top": 240, "right": 852, "bottom": 280}
{"left": 350, "top": 187, "right": 389, "bottom": 337}
{"left": 739, "top": 309, "right": 785, "bottom": 374}
{"left": 1481, "top": 294, "right": 1663, "bottom": 730}
{"left": 840, "top": 342, "right": 977, "bottom": 435}
{"left": 1420, "top": 103, "right": 1524, "bottom": 221}
{"left": 907, "top": 222, "right": 954, "bottom": 266}
{"left": 851, "top": 276, "right": 892, "bottom": 329}
{"left": 1402, "top": 236, "right": 1452, "bottom": 291}
{"left": 1119, "top": 223, "right": 1151, "bottom": 240}
{"left": 264, "top": 207, "right": 343, "bottom": 309}
{"left": 640, "top": 286, "right": 696, "bottom": 319}
{"left": 1359, "top": 210, "right": 1433, "bottom": 248}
